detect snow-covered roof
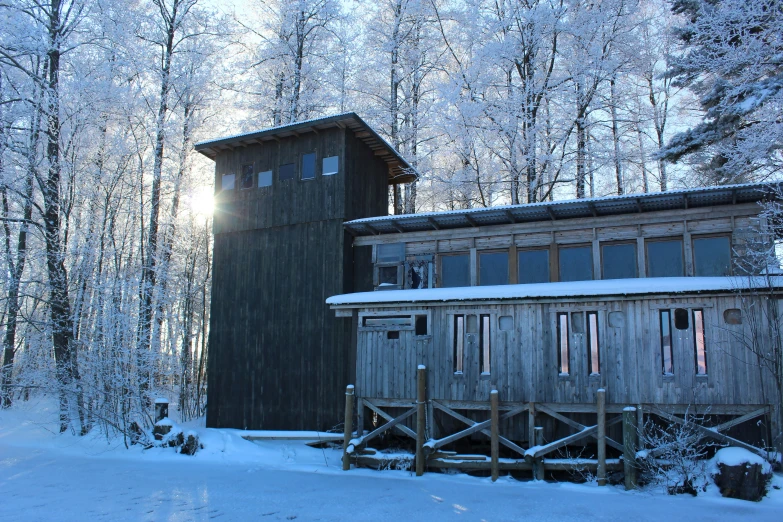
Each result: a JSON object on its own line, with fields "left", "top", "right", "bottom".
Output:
{"left": 194, "top": 112, "right": 417, "bottom": 184}
{"left": 345, "top": 182, "right": 781, "bottom": 236}
{"left": 326, "top": 277, "right": 783, "bottom": 306}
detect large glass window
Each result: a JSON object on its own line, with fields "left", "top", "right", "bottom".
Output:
{"left": 301, "top": 152, "right": 316, "bottom": 180}
{"left": 377, "top": 243, "right": 404, "bottom": 263}
{"left": 602, "top": 243, "right": 637, "bottom": 279}
{"left": 279, "top": 163, "right": 296, "bottom": 181}
{"left": 559, "top": 245, "right": 593, "bottom": 282}
{"left": 221, "top": 173, "right": 235, "bottom": 190}
{"left": 441, "top": 254, "right": 470, "bottom": 288}
{"left": 647, "top": 239, "right": 684, "bottom": 277}
{"left": 518, "top": 249, "right": 549, "bottom": 284}
{"left": 479, "top": 251, "right": 508, "bottom": 286}
{"left": 693, "top": 236, "right": 731, "bottom": 276}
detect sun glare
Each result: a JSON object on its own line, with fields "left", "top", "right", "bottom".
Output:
{"left": 188, "top": 186, "right": 214, "bottom": 218}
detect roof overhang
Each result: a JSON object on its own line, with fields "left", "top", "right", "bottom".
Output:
{"left": 195, "top": 112, "right": 417, "bottom": 184}
{"left": 344, "top": 182, "right": 783, "bottom": 237}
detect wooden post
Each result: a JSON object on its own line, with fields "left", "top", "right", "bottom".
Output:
{"left": 636, "top": 404, "right": 644, "bottom": 450}
{"left": 534, "top": 427, "right": 545, "bottom": 481}
{"left": 490, "top": 390, "right": 499, "bottom": 482}
{"left": 528, "top": 401, "right": 536, "bottom": 446}
{"left": 416, "top": 365, "right": 426, "bottom": 477}
{"left": 356, "top": 397, "right": 364, "bottom": 439}
{"left": 623, "top": 406, "right": 638, "bottom": 490}
{"left": 342, "top": 385, "right": 354, "bottom": 471}
{"left": 596, "top": 389, "right": 607, "bottom": 486}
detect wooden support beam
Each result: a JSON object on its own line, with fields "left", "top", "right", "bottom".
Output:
{"left": 587, "top": 202, "right": 598, "bottom": 217}
{"left": 427, "top": 458, "right": 624, "bottom": 472}
{"left": 529, "top": 426, "right": 598, "bottom": 459}
{"left": 649, "top": 408, "right": 769, "bottom": 458}
{"left": 391, "top": 221, "right": 405, "bottom": 233}
{"left": 528, "top": 402, "right": 536, "bottom": 446}
{"left": 504, "top": 210, "right": 517, "bottom": 224}
{"left": 535, "top": 403, "right": 623, "bottom": 452}
{"left": 635, "top": 198, "right": 644, "bottom": 213}
{"left": 349, "top": 407, "right": 416, "bottom": 452}
{"left": 416, "top": 366, "right": 426, "bottom": 477}
{"left": 597, "top": 389, "right": 607, "bottom": 486}
{"left": 364, "top": 222, "right": 380, "bottom": 235}
{"left": 464, "top": 214, "right": 478, "bottom": 227}
{"left": 361, "top": 399, "right": 416, "bottom": 439}
{"left": 343, "top": 385, "right": 354, "bottom": 471}
{"left": 490, "top": 390, "right": 499, "bottom": 482}
{"left": 431, "top": 401, "right": 526, "bottom": 457}
{"left": 546, "top": 205, "right": 557, "bottom": 221}
{"left": 533, "top": 427, "right": 545, "bottom": 480}
{"left": 623, "top": 407, "right": 638, "bottom": 490}
{"left": 427, "top": 217, "right": 440, "bottom": 230}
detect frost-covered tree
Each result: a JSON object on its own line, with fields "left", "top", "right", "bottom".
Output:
{"left": 660, "top": 0, "right": 783, "bottom": 183}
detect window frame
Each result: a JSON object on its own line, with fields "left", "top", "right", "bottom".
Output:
{"left": 691, "top": 233, "right": 733, "bottom": 277}
{"left": 659, "top": 309, "right": 674, "bottom": 375}
{"left": 645, "top": 237, "right": 685, "bottom": 278}
{"left": 279, "top": 162, "right": 296, "bottom": 181}
{"left": 438, "top": 252, "right": 471, "bottom": 288}
{"left": 453, "top": 314, "right": 465, "bottom": 374}
{"left": 257, "top": 169, "right": 273, "bottom": 188}
{"left": 478, "top": 249, "right": 509, "bottom": 286}
{"left": 322, "top": 155, "right": 339, "bottom": 176}
{"left": 301, "top": 151, "right": 317, "bottom": 181}
{"left": 600, "top": 240, "right": 638, "bottom": 280}
{"left": 556, "top": 312, "right": 570, "bottom": 376}
{"left": 587, "top": 311, "right": 600, "bottom": 376}
{"left": 517, "top": 247, "right": 551, "bottom": 284}
{"left": 558, "top": 243, "right": 594, "bottom": 282}
{"left": 480, "top": 313, "right": 491, "bottom": 375}
{"left": 239, "top": 163, "right": 254, "bottom": 190}
{"left": 693, "top": 308, "right": 707, "bottom": 376}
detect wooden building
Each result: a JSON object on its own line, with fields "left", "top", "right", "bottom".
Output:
{"left": 328, "top": 184, "right": 783, "bottom": 457}
{"left": 195, "top": 113, "right": 415, "bottom": 430}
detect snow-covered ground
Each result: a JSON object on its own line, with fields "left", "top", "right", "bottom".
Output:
{"left": 1, "top": 400, "right": 781, "bottom": 522}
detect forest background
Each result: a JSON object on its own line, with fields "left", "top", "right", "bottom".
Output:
{"left": 0, "top": 0, "right": 780, "bottom": 437}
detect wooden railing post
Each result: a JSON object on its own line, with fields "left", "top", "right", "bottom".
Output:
{"left": 636, "top": 404, "right": 644, "bottom": 450}
{"left": 342, "top": 385, "right": 354, "bottom": 471}
{"left": 528, "top": 402, "right": 536, "bottom": 446}
{"left": 596, "top": 389, "right": 607, "bottom": 486}
{"left": 490, "top": 390, "right": 499, "bottom": 482}
{"left": 533, "top": 427, "right": 545, "bottom": 481}
{"left": 623, "top": 406, "right": 638, "bottom": 490}
{"left": 416, "top": 365, "right": 426, "bottom": 477}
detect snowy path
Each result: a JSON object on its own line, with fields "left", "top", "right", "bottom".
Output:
{"left": 1, "top": 442, "right": 782, "bottom": 522}
{"left": 1, "top": 405, "right": 781, "bottom": 522}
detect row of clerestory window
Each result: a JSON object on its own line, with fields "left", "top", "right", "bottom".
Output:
{"left": 220, "top": 154, "right": 339, "bottom": 190}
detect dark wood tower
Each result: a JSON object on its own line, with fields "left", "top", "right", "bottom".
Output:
{"left": 195, "top": 113, "right": 415, "bottom": 430}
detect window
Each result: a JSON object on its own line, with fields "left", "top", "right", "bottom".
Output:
{"left": 415, "top": 315, "right": 428, "bottom": 336}
{"left": 221, "top": 173, "right": 235, "bottom": 190}
{"left": 660, "top": 310, "right": 674, "bottom": 375}
{"left": 559, "top": 245, "right": 593, "bottom": 282}
{"left": 693, "top": 309, "right": 707, "bottom": 375}
{"left": 377, "top": 243, "right": 404, "bottom": 263}
{"left": 498, "top": 315, "right": 513, "bottom": 331}
{"left": 587, "top": 312, "right": 600, "bottom": 375}
{"left": 480, "top": 314, "right": 491, "bottom": 374}
{"left": 279, "top": 163, "right": 296, "bottom": 181}
{"left": 602, "top": 243, "right": 637, "bottom": 279}
{"left": 647, "top": 239, "right": 684, "bottom": 277}
{"left": 453, "top": 315, "right": 465, "bottom": 373}
{"left": 258, "top": 170, "right": 273, "bottom": 188}
{"left": 723, "top": 308, "right": 742, "bottom": 325}
{"left": 441, "top": 254, "right": 470, "bottom": 287}
{"left": 674, "top": 308, "right": 689, "bottom": 330}
{"left": 557, "top": 312, "right": 570, "bottom": 375}
{"left": 387, "top": 331, "right": 399, "bottom": 340}
{"left": 363, "top": 315, "right": 411, "bottom": 328}
{"left": 518, "top": 248, "right": 549, "bottom": 284}
{"left": 378, "top": 266, "right": 399, "bottom": 287}
{"left": 323, "top": 156, "right": 339, "bottom": 175}
{"left": 240, "top": 164, "right": 254, "bottom": 189}
{"left": 302, "top": 152, "right": 316, "bottom": 180}
{"left": 479, "top": 251, "right": 508, "bottom": 286}
{"left": 693, "top": 236, "right": 731, "bottom": 276}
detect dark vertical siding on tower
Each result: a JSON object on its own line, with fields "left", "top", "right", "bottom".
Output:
{"left": 206, "top": 125, "right": 388, "bottom": 430}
